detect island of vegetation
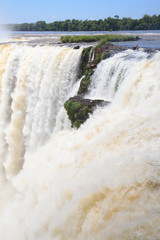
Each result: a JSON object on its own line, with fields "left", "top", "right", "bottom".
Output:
{"left": 6, "top": 14, "right": 160, "bottom": 31}
{"left": 60, "top": 34, "right": 138, "bottom": 43}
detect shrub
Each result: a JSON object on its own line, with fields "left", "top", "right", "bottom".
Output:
{"left": 61, "top": 34, "right": 137, "bottom": 44}
{"left": 64, "top": 100, "right": 81, "bottom": 125}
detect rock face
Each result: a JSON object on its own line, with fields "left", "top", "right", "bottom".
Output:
{"left": 94, "top": 43, "right": 127, "bottom": 63}
{"left": 73, "top": 45, "right": 80, "bottom": 49}
{"left": 78, "top": 69, "right": 93, "bottom": 95}
{"left": 64, "top": 44, "right": 130, "bottom": 128}
{"left": 79, "top": 46, "right": 92, "bottom": 77}
{"left": 78, "top": 44, "right": 128, "bottom": 95}
{"left": 64, "top": 96, "right": 110, "bottom": 128}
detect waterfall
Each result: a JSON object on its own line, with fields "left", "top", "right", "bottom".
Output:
{"left": 0, "top": 44, "right": 82, "bottom": 177}
{"left": 0, "top": 44, "right": 160, "bottom": 240}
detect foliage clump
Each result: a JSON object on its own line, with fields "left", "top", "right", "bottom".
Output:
{"left": 80, "top": 47, "right": 92, "bottom": 76}
{"left": 101, "top": 51, "right": 111, "bottom": 60}
{"left": 64, "top": 97, "right": 108, "bottom": 128}
{"left": 61, "top": 34, "right": 136, "bottom": 44}
{"left": 78, "top": 69, "right": 94, "bottom": 94}
{"left": 61, "top": 35, "right": 101, "bottom": 43}
{"left": 64, "top": 100, "right": 81, "bottom": 126}
{"left": 9, "top": 15, "right": 160, "bottom": 31}
{"left": 64, "top": 98, "right": 91, "bottom": 128}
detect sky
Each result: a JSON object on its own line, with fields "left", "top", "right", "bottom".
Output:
{"left": 0, "top": 0, "right": 160, "bottom": 24}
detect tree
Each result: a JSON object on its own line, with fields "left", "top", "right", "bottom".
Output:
{"left": 35, "top": 21, "right": 47, "bottom": 31}
{"left": 7, "top": 14, "right": 160, "bottom": 32}
{"left": 114, "top": 15, "right": 119, "bottom": 19}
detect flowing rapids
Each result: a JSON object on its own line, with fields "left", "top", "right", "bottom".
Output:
{"left": 0, "top": 44, "right": 160, "bottom": 240}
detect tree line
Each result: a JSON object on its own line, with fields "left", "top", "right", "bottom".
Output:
{"left": 6, "top": 14, "right": 160, "bottom": 31}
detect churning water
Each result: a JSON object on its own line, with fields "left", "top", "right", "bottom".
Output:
{"left": 0, "top": 44, "right": 160, "bottom": 240}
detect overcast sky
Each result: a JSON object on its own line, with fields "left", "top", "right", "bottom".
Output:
{"left": 0, "top": 0, "right": 160, "bottom": 24}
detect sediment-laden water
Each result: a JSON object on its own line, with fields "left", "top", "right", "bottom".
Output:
{"left": 0, "top": 43, "right": 160, "bottom": 240}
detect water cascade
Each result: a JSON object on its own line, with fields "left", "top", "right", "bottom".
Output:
{"left": 0, "top": 44, "right": 160, "bottom": 240}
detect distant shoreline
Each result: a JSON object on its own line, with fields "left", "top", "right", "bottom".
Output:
{"left": 3, "top": 15, "right": 160, "bottom": 32}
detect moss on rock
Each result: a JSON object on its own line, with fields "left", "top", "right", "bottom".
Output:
{"left": 77, "top": 43, "right": 119, "bottom": 95}
{"left": 64, "top": 100, "right": 82, "bottom": 126}
{"left": 80, "top": 47, "right": 92, "bottom": 77}
{"left": 78, "top": 72, "right": 91, "bottom": 95}
{"left": 64, "top": 43, "right": 141, "bottom": 128}
{"left": 64, "top": 96, "right": 110, "bottom": 128}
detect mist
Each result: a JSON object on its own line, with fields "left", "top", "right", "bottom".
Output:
{"left": 0, "top": 24, "right": 10, "bottom": 43}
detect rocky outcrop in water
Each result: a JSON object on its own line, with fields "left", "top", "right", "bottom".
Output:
{"left": 78, "top": 44, "right": 128, "bottom": 95}
{"left": 64, "top": 96, "right": 110, "bottom": 128}
{"left": 64, "top": 43, "right": 134, "bottom": 128}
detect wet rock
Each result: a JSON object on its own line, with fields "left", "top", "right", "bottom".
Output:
{"left": 95, "top": 43, "right": 127, "bottom": 60}
{"left": 88, "top": 63, "right": 96, "bottom": 69}
{"left": 133, "top": 45, "right": 139, "bottom": 50}
{"left": 78, "top": 44, "right": 127, "bottom": 95}
{"left": 78, "top": 68, "right": 94, "bottom": 95}
{"left": 65, "top": 44, "right": 129, "bottom": 127}
{"left": 80, "top": 46, "right": 92, "bottom": 76}
{"left": 64, "top": 95, "right": 110, "bottom": 128}
{"left": 73, "top": 45, "right": 80, "bottom": 49}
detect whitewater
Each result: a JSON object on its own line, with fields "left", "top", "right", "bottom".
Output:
{"left": 0, "top": 43, "right": 160, "bottom": 240}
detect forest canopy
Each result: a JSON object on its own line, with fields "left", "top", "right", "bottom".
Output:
{"left": 6, "top": 14, "right": 160, "bottom": 31}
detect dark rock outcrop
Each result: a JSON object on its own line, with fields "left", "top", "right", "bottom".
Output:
{"left": 78, "top": 68, "right": 93, "bottom": 95}
{"left": 64, "top": 96, "right": 110, "bottom": 128}
{"left": 73, "top": 45, "right": 80, "bottom": 49}
{"left": 79, "top": 46, "right": 92, "bottom": 77}
{"left": 133, "top": 45, "right": 139, "bottom": 50}
{"left": 78, "top": 44, "right": 128, "bottom": 95}
{"left": 65, "top": 43, "right": 140, "bottom": 128}
{"left": 94, "top": 43, "right": 128, "bottom": 63}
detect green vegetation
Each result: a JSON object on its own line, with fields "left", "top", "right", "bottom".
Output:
{"left": 74, "top": 34, "right": 137, "bottom": 96}
{"left": 101, "top": 51, "right": 111, "bottom": 60}
{"left": 61, "top": 35, "right": 101, "bottom": 43}
{"left": 78, "top": 37, "right": 125, "bottom": 94}
{"left": 61, "top": 34, "right": 137, "bottom": 43}
{"left": 115, "top": 69, "right": 124, "bottom": 92}
{"left": 6, "top": 14, "right": 160, "bottom": 31}
{"left": 64, "top": 97, "right": 106, "bottom": 128}
{"left": 80, "top": 47, "right": 92, "bottom": 76}
{"left": 64, "top": 99, "right": 91, "bottom": 128}
{"left": 78, "top": 72, "right": 91, "bottom": 95}
{"left": 94, "top": 39, "right": 109, "bottom": 50}
{"left": 78, "top": 47, "right": 94, "bottom": 94}
{"left": 83, "top": 105, "right": 92, "bottom": 116}
{"left": 95, "top": 53, "right": 101, "bottom": 63}
{"left": 64, "top": 100, "right": 82, "bottom": 126}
